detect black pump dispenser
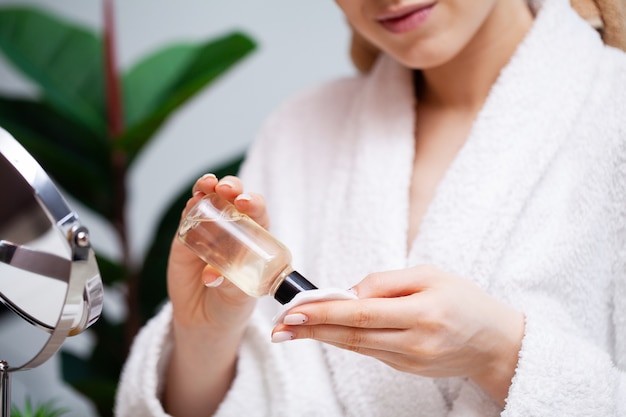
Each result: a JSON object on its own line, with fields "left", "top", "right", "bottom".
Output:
{"left": 273, "top": 271, "right": 318, "bottom": 304}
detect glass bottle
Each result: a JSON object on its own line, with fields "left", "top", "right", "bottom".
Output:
{"left": 178, "top": 193, "right": 317, "bottom": 304}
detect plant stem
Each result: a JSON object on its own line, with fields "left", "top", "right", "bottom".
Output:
{"left": 103, "top": 0, "right": 124, "bottom": 138}
{"left": 103, "top": 0, "right": 140, "bottom": 353}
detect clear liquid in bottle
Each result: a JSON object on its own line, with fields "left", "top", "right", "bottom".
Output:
{"left": 178, "top": 193, "right": 316, "bottom": 302}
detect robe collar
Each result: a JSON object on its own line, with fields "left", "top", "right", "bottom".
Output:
{"left": 315, "top": 0, "right": 604, "bottom": 292}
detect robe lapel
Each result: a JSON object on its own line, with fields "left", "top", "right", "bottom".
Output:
{"left": 409, "top": 0, "right": 604, "bottom": 290}
{"left": 313, "top": 55, "right": 417, "bottom": 289}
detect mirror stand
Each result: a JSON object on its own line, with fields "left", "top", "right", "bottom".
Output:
{"left": 0, "top": 361, "right": 9, "bottom": 417}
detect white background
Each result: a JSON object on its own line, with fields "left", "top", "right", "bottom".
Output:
{"left": 0, "top": 1, "right": 353, "bottom": 415}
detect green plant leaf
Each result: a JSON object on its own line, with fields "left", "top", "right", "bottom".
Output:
{"left": 137, "top": 155, "right": 244, "bottom": 323}
{"left": 94, "top": 253, "right": 126, "bottom": 286}
{"left": 0, "top": 97, "right": 114, "bottom": 218}
{"left": 0, "top": 7, "right": 105, "bottom": 135}
{"left": 12, "top": 398, "right": 69, "bottom": 417}
{"left": 118, "top": 32, "right": 255, "bottom": 162}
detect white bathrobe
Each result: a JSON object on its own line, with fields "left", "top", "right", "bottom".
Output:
{"left": 115, "top": 0, "right": 626, "bottom": 415}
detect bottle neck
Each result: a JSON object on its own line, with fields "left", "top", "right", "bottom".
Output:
{"left": 272, "top": 269, "right": 318, "bottom": 304}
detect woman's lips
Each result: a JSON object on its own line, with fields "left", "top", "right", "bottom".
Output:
{"left": 376, "top": 2, "right": 435, "bottom": 34}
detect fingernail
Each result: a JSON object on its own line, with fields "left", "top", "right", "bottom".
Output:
{"left": 348, "top": 287, "right": 358, "bottom": 297}
{"left": 235, "top": 193, "right": 252, "bottom": 202}
{"left": 200, "top": 173, "right": 217, "bottom": 181}
{"left": 204, "top": 276, "right": 224, "bottom": 288}
{"left": 271, "top": 331, "right": 295, "bottom": 343}
{"left": 218, "top": 179, "right": 235, "bottom": 189}
{"left": 283, "top": 313, "right": 308, "bottom": 325}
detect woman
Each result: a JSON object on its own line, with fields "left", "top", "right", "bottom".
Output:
{"left": 115, "top": 0, "right": 626, "bottom": 415}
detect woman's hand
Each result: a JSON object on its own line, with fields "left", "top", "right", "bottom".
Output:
{"left": 165, "top": 174, "right": 270, "bottom": 417}
{"left": 168, "top": 173, "right": 269, "bottom": 331}
{"left": 271, "top": 265, "right": 525, "bottom": 406}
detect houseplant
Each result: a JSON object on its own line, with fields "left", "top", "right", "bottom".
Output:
{"left": 0, "top": 2, "right": 252, "bottom": 415}
{"left": 12, "top": 398, "right": 68, "bottom": 417}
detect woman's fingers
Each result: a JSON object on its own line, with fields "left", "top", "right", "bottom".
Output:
{"left": 275, "top": 323, "right": 407, "bottom": 352}
{"left": 189, "top": 174, "right": 246, "bottom": 202}
{"left": 353, "top": 265, "right": 440, "bottom": 299}
{"left": 280, "top": 296, "right": 428, "bottom": 329}
{"left": 200, "top": 265, "right": 223, "bottom": 287}
{"left": 215, "top": 175, "right": 244, "bottom": 201}
{"left": 181, "top": 174, "right": 219, "bottom": 220}
{"left": 234, "top": 192, "right": 270, "bottom": 229}
{"left": 187, "top": 174, "right": 270, "bottom": 229}
{"left": 192, "top": 173, "right": 219, "bottom": 195}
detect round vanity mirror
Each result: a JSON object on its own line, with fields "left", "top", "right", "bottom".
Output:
{"left": 0, "top": 154, "right": 71, "bottom": 332}
{"left": 0, "top": 126, "right": 103, "bottom": 416}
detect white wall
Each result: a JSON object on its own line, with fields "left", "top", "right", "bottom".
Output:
{"left": 0, "top": 1, "right": 353, "bottom": 415}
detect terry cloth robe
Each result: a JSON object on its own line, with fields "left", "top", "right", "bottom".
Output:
{"left": 115, "top": 0, "right": 626, "bottom": 415}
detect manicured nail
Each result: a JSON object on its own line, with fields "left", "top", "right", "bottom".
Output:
{"left": 235, "top": 193, "right": 252, "bottom": 202}
{"left": 204, "top": 276, "right": 224, "bottom": 288}
{"left": 283, "top": 313, "right": 308, "bottom": 325}
{"left": 200, "top": 173, "right": 217, "bottom": 181}
{"left": 218, "top": 179, "right": 236, "bottom": 189}
{"left": 271, "top": 331, "right": 295, "bottom": 343}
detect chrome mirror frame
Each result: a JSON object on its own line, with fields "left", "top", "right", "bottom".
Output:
{"left": 0, "top": 127, "right": 103, "bottom": 416}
